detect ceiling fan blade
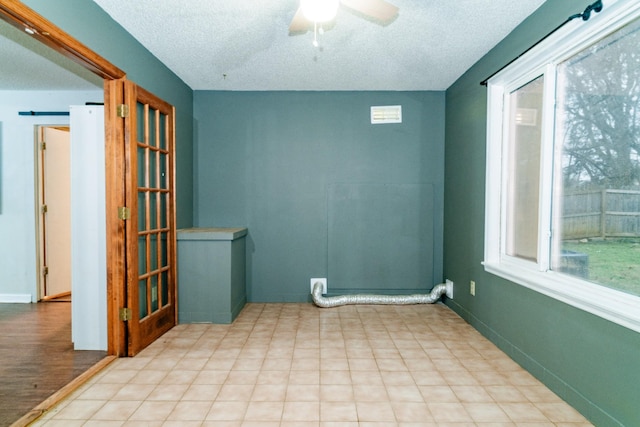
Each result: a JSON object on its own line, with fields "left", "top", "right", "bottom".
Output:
{"left": 340, "top": 0, "right": 399, "bottom": 24}
{"left": 289, "top": 6, "right": 312, "bottom": 34}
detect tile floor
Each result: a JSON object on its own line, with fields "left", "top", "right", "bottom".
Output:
{"left": 32, "top": 303, "right": 593, "bottom": 426}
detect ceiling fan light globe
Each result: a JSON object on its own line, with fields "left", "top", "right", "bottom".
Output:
{"left": 300, "top": 0, "right": 340, "bottom": 23}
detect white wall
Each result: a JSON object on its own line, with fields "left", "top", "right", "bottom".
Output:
{"left": 70, "top": 105, "right": 106, "bottom": 350}
{"left": 0, "top": 90, "right": 102, "bottom": 302}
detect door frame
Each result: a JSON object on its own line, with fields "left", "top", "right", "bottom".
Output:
{"left": 0, "top": 2, "right": 129, "bottom": 355}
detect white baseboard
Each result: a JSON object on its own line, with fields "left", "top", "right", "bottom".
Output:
{"left": 0, "top": 294, "right": 32, "bottom": 303}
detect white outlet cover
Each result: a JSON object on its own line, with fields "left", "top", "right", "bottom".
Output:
{"left": 445, "top": 279, "right": 454, "bottom": 299}
{"left": 310, "top": 278, "right": 327, "bottom": 294}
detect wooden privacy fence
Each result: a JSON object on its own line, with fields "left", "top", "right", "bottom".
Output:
{"left": 562, "top": 189, "right": 640, "bottom": 239}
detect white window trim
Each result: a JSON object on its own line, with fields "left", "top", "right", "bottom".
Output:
{"left": 484, "top": 0, "right": 640, "bottom": 334}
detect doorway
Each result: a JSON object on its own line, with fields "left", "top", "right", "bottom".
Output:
{"left": 36, "top": 125, "right": 72, "bottom": 301}
{"left": 1, "top": 0, "right": 177, "bottom": 359}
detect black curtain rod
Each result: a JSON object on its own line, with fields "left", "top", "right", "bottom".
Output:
{"left": 18, "top": 111, "right": 70, "bottom": 116}
{"left": 480, "top": 0, "right": 603, "bottom": 86}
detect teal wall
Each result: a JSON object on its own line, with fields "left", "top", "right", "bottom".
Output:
{"left": 23, "top": 0, "right": 194, "bottom": 228}
{"left": 194, "top": 91, "right": 445, "bottom": 302}
{"left": 444, "top": 1, "right": 640, "bottom": 426}
{"left": 16, "top": 1, "right": 640, "bottom": 424}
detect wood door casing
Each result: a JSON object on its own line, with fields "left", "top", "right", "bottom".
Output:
{"left": 105, "top": 79, "right": 128, "bottom": 356}
{"left": 124, "top": 81, "right": 177, "bottom": 356}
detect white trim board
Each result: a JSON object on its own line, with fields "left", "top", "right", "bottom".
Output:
{"left": 0, "top": 294, "right": 32, "bottom": 303}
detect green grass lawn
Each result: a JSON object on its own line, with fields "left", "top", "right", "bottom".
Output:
{"left": 562, "top": 238, "right": 640, "bottom": 296}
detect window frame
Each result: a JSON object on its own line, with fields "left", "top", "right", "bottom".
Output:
{"left": 484, "top": 0, "right": 640, "bottom": 333}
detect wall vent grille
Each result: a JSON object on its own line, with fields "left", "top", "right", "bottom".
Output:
{"left": 371, "top": 105, "right": 402, "bottom": 124}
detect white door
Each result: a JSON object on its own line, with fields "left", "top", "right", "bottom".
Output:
{"left": 38, "top": 126, "right": 72, "bottom": 299}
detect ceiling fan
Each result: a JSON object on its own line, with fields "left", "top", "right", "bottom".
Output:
{"left": 289, "top": 0, "right": 399, "bottom": 44}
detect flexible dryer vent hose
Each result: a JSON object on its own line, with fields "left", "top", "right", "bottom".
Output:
{"left": 311, "top": 281, "right": 453, "bottom": 308}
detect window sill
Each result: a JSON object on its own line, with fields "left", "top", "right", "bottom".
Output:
{"left": 483, "top": 260, "right": 640, "bottom": 334}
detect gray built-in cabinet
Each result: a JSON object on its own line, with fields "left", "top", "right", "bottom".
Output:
{"left": 177, "top": 227, "right": 247, "bottom": 323}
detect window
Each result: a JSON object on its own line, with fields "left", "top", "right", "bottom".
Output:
{"left": 485, "top": 0, "right": 640, "bottom": 332}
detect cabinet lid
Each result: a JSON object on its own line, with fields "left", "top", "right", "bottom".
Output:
{"left": 177, "top": 227, "right": 247, "bottom": 241}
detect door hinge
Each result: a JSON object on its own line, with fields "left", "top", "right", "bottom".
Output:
{"left": 41, "top": 142, "right": 46, "bottom": 150}
{"left": 42, "top": 266, "right": 49, "bottom": 276}
{"left": 117, "top": 104, "right": 129, "bottom": 118}
{"left": 41, "top": 205, "right": 48, "bottom": 214}
{"left": 118, "top": 206, "right": 130, "bottom": 220}
{"left": 119, "top": 307, "right": 132, "bottom": 321}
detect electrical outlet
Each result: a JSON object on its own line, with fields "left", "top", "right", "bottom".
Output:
{"left": 310, "top": 278, "right": 327, "bottom": 295}
{"left": 470, "top": 280, "right": 476, "bottom": 296}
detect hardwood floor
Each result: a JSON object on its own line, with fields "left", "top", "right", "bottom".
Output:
{"left": 0, "top": 301, "right": 107, "bottom": 427}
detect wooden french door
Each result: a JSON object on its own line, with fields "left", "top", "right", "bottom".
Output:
{"left": 110, "top": 79, "right": 177, "bottom": 356}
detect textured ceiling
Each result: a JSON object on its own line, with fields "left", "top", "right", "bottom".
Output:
{"left": 0, "top": 0, "right": 547, "bottom": 91}
{"left": 91, "top": 0, "right": 547, "bottom": 91}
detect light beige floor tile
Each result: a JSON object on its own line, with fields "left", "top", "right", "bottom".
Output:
{"left": 95, "top": 369, "right": 139, "bottom": 384}
{"left": 257, "top": 369, "right": 290, "bottom": 384}
{"left": 518, "top": 384, "right": 562, "bottom": 402}
{"left": 128, "top": 400, "right": 176, "bottom": 421}
{"left": 243, "top": 401, "right": 284, "bottom": 421}
{"left": 232, "top": 357, "right": 264, "bottom": 370}
{"left": 167, "top": 400, "right": 212, "bottom": 421}
{"left": 353, "top": 384, "right": 388, "bottom": 401}
{"left": 111, "top": 383, "right": 155, "bottom": 401}
{"left": 180, "top": 383, "right": 221, "bottom": 401}
{"left": 91, "top": 400, "right": 141, "bottom": 421}
{"left": 145, "top": 383, "right": 188, "bottom": 401}
{"left": 439, "top": 369, "right": 481, "bottom": 386}
{"left": 426, "top": 402, "right": 473, "bottom": 423}
{"left": 451, "top": 385, "right": 495, "bottom": 402}
{"left": 500, "top": 402, "right": 550, "bottom": 422}
{"left": 217, "top": 384, "right": 255, "bottom": 401}
{"left": 348, "top": 357, "right": 379, "bottom": 371}
{"left": 290, "top": 370, "right": 320, "bottom": 384}
{"left": 192, "top": 369, "right": 229, "bottom": 384}
{"left": 129, "top": 369, "right": 168, "bottom": 385}
{"left": 225, "top": 369, "right": 260, "bottom": 384}
{"left": 33, "top": 422, "right": 85, "bottom": 427}
{"left": 262, "top": 357, "right": 292, "bottom": 370}
{"left": 411, "top": 370, "right": 447, "bottom": 386}
{"left": 286, "top": 384, "right": 321, "bottom": 401}
{"left": 31, "top": 303, "right": 594, "bottom": 427}
{"left": 536, "top": 402, "right": 591, "bottom": 422}
{"left": 160, "top": 369, "right": 199, "bottom": 385}
{"left": 419, "top": 385, "right": 460, "bottom": 403}
{"left": 320, "top": 369, "right": 353, "bottom": 384}
{"left": 251, "top": 383, "right": 287, "bottom": 401}
{"left": 49, "top": 399, "right": 106, "bottom": 420}
{"left": 75, "top": 383, "right": 123, "bottom": 400}
{"left": 320, "top": 384, "right": 355, "bottom": 401}
{"left": 391, "top": 401, "right": 435, "bottom": 422}
{"left": 84, "top": 421, "right": 128, "bottom": 427}
{"left": 463, "top": 402, "right": 512, "bottom": 422}
{"left": 356, "top": 401, "right": 396, "bottom": 422}
{"left": 386, "top": 385, "right": 424, "bottom": 402}
{"left": 381, "top": 370, "right": 416, "bottom": 386}
{"left": 486, "top": 384, "right": 529, "bottom": 402}
{"left": 206, "top": 401, "right": 248, "bottom": 421}
{"left": 282, "top": 401, "right": 320, "bottom": 421}
{"left": 240, "top": 422, "right": 280, "bottom": 427}
{"left": 320, "top": 401, "right": 358, "bottom": 421}
{"left": 281, "top": 421, "right": 320, "bottom": 427}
